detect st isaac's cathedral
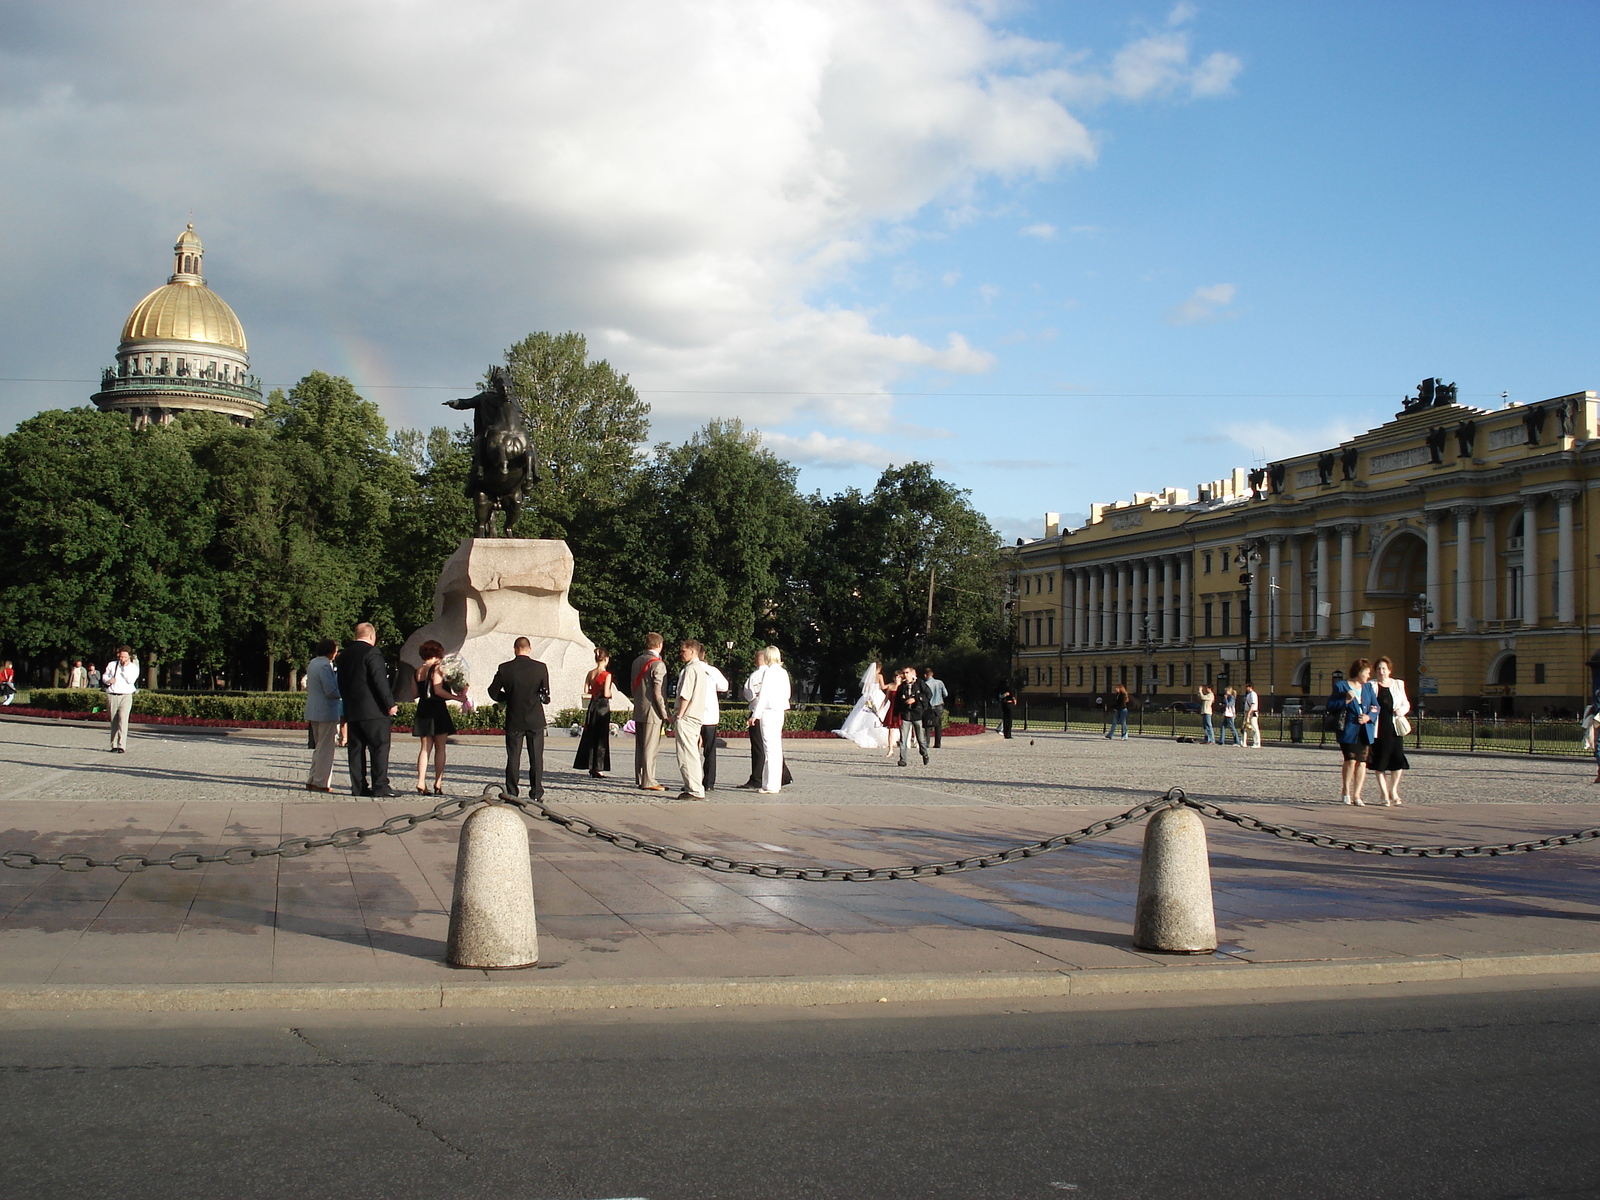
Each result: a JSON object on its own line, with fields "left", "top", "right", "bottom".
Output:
{"left": 91, "top": 225, "right": 263, "bottom": 427}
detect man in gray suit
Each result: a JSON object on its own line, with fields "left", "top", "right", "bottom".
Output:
{"left": 629, "top": 633, "right": 669, "bottom": 792}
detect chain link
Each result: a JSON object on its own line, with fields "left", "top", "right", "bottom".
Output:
{"left": 0, "top": 795, "right": 473, "bottom": 872}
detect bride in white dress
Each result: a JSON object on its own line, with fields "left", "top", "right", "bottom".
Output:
{"left": 835, "top": 661, "right": 889, "bottom": 749}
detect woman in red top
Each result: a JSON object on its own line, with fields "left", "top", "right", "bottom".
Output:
{"left": 0, "top": 660, "right": 14, "bottom": 706}
{"left": 880, "top": 665, "right": 906, "bottom": 758}
{"left": 574, "top": 647, "right": 615, "bottom": 777}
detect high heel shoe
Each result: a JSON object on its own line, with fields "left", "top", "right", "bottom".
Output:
{"left": 431, "top": 784, "right": 443, "bottom": 795}
{"left": 415, "top": 785, "right": 427, "bottom": 794}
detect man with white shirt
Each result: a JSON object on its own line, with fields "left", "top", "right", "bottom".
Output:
{"left": 103, "top": 645, "right": 139, "bottom": 754}
{"left": 699, "top": 655, "right": 730, "bottom": 791}
{"left": 672, "top": 640, "right": 716, "bottom": 800}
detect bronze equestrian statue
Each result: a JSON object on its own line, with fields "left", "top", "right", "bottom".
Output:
{"left": 446, "top": 367, "right": 539, "bottom": 538}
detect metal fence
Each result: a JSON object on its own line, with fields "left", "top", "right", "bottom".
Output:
{"left": 977, "top": 703, "right": 1592, "bottom": 759}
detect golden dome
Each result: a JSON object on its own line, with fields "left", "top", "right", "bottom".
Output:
{"left": 120, "top": 280, "right": 247, "bottom": 351}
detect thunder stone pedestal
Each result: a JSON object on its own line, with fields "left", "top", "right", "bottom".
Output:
{"left": 399, "top": 538, "right": 595, "bottom": 714}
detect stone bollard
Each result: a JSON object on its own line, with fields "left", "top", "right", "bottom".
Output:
{"left": 446, "top": 793, "right": 539, "bottom": 969}
{"left": 1132, "top": 804, "right": 1217, "bottom": 954}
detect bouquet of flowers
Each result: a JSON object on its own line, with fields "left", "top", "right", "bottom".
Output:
{"left": 441, "top": 653, "right": 473, "bottom": 713}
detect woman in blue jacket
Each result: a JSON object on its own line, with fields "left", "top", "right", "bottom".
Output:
{"left": 1335, "top": 657, "right": 1379, "bottom": 805}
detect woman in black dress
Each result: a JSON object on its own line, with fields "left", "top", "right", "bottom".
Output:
{"left": 412, "top": 639, "right": 462, "bottom": 794}
{"left": 574, "top": 647, "right": 615, "bottom": 777}
{"left": 1368, "top": 654, "right": 1411, "bottom": 806}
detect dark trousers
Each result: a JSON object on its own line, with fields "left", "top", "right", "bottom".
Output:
{"left": 505, "top": 729, "right": 545, "bottom": 799}
{"left": 701, "top": 724, "right": 718, "bottom": 790}
{"left": 1000, "top": 705, "right": 1014, "bottom": 738}
{"left": 925, "top": 705, "right": 945, "bottom": 748}
{"left": 346, "top": 717, "right": 391, "bottom": 794}
{"left": 744, "top": 721, "right": 793, "bottom": 787}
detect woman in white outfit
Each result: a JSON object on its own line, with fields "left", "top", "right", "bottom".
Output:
{"left": 747, "top": 646, "right": 791, "bottom": 793}
{"left": 835, "top": 661, "right": 889, "bottom": 750}
{"left": 1368, "top": 655, "right": 1412, "bottom": 806}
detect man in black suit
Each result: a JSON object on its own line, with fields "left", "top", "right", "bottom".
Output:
{"left": 488, "top": 636, "right": 551, "bottom": 799}
{"left": 337, "top": 621, "right": 399, "bottom": 797}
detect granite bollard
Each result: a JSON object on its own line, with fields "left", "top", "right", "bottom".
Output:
{"left": 1131, "top": 804, "right": 1217, "bottom": 954}
{"left": 446, "top": 796, "right": 539, "bottom": 969}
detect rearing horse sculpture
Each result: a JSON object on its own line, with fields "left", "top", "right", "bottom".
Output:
{"left": 446, "top": 367, "right": 539, "bottom": 538}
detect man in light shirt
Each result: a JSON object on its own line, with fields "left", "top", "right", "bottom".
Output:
{"left": 921, "top": 666, "right": 948, "bottom": 749}
{"left": 672, "top": 640, "right": 716, "bottom": 800}
{"left": 103, "top": 645, "right": 139, "bottom": 754}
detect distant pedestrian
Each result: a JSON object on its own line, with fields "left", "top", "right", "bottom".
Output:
{"left": 741, "top": 650, "right": 792, "bottom": 789}
{"left": 0, "top": 660, "right": 14, "bottom": 705}
{"left": 68, "top": 660, "right": 88, "bottom": 689}
{"left": 102, "top": 646, "right": 138, "bottom": 753}
{"left": 673, "top": 640, "right": 716, "bottom": 799}
{"left": 1334, "top": 658, "right": 1377, "bottom": 805}
{"left": 1583, "top": 691, "right": 1600, "bottom": 783}
{"left": 1241, "top": 684, "right": 1261, "bottom": 748}
{"left": 1368, "top": 656, "right": 1411, "bottom": 806}
{"left": 921, "top": 667, "right": 947, "bottom": 749}
{"left": 488, "top": 636, "right": 551, "bottom": 800}
{"left": 303, "top": 638, "right": 341, "bottom": 793}
{"left": 999, "top": 680, "right": 1016, "bottom": 739}
{"left": 411, "top": 639, "right": 463, "bottom": 795}
{"left": 895, "top": 667, "right": 932, "bottom": 767}
{"left": 1106, "top": 684, "right": 1130, "bottom": 739}
{"left": 1220, "top": 687, "right": 1239, "bottom": 746}
{"left": 87, "top": 664, "right": 101, "bottom": 690}
{"left": 629, "top": 634, "right": 669, "bottom": 792}
{"left": 1197, "top": 685, "right": 1215, "bottom": 743}
{"left": 747, "top": 646, "right": 791, "bottom": 793}
{"left": 574, "top": 647, "right": 615, "bottom": 778}
{"left": 337, "top": 622, "right": 399, "bottom": 797}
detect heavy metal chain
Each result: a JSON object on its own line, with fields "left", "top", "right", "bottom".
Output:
{"left": 0, "top": 796, "right": 472, "bottom": 873}
{"left": 501, "top": 794, "right": 1175, "bottom": 880}
{"left": 6, "top": 784, "right": 1599, "bottom": 876}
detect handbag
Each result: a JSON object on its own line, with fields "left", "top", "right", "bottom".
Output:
{"left": 1394, "top": 714, "right": 1412, "bottom": 737}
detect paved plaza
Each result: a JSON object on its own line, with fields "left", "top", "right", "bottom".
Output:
{"left": 1, "top": 715, "right": 1598, "bottom": 1003}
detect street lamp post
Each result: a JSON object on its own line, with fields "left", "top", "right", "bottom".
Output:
{"left": 1412, "top": 593, "right": 1436, "bottom": 717}
{"left": 1235, "top": 545, "right": 1261, "bottom": 688}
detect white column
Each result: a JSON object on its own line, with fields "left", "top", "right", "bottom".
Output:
{"left": 1315, "top": 531, "right": 1330, "bottom": 639}
{"left": 1425, "top": 512, "right": 1442, "bottom": 628}
{"left": 1102, "top": 567, "right": 1114, "bottom": 646}
{"left": 1557, "top": 490, "right": 1578, "bottom": 624}
{"left": 1481, "top": 508, "right": 1498, "bottom": 623}
{"left": 1267, "top": 537, "right": 1282, "bottom": 641}
{"left": 1073, "top": 570, "right": 1086, "bottom": 647}
{"left": 1179, "top": 555, "right": 1192, "bottom": 643}
{"left": 1288, "top": 536, "right": 1303, "bottom": 635}
{"left": 1161, "top": 557, "right": 1174, "bottom": 644}
{"left": 1116, "top": 565, "right": 1128, "bottom": 646}
{"left": 1130, "top": 560, "right": 1143, "bottom": 645}
{"left": 1338, "top": 524, "right": 1356, "bottom": 639}
{"left": 1522, "top": 496, "right": 1539, "bottom": 626}
{"left": 1145, "top": 560, "right": 1158, "bottom": 645}
{"left": 1087, "top": 570, "right": 1100, "bottom": 648}
{"left": 1454, "top": 506, "right": 1474, "bottom": 631}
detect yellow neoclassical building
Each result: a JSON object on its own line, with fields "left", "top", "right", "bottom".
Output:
{"left": 1005, "top": 386, "right": 1598, "bottom": 715}
{"left": 92, "top": 224, "right": 264, "bottom": 426}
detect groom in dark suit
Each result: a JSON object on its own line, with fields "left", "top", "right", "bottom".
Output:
{"left": 337, "top": 621, "right": 399, "bottom": 797}
{"left": 488, "top": 636, "right": 551, "bottom": 799}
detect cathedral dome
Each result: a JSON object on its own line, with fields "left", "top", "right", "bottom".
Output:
{"left": 118, "top": 224, "right": 247, "bottom": 351}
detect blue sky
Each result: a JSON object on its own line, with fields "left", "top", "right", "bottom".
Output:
{"left": 2, "top": 1, "right": 1595, "bottom": 543}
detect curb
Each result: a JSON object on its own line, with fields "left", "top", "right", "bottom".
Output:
{"left": 4, "top": 951, "right": 1598, "bottom": 1012}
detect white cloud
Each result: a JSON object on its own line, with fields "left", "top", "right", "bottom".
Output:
{"left": 1166, "top": 282, "right": 1237, "bottom": 326}
{"left": 1167, "top": 2, "right": 1199, "bottom": 27}
{"left": 0, "top": 0, "right": 1239, "bottom": 438}
{"left": 1218, "top": 418, "right": 1374, "bottom": 462}
{"left": 761, "top": 430, "right": 895, "bottom": 468}
{"left": 1020, "top": 222, "right": 1058, "bottom": 239}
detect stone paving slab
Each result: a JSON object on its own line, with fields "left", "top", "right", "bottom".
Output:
{"left": 2, "top": 716, "right": 1599, "bottom": 1006}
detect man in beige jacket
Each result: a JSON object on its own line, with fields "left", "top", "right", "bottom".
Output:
{"left": 673, "top": 640, "right": 716, "bottom": 800}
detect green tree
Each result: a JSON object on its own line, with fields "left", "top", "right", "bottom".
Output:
{"left": 497, "top": 331, "right": 650, "bottom": 539}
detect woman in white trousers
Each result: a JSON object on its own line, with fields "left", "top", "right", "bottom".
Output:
{"left": 747, "top": 646, "right": 791, "bottom": 794}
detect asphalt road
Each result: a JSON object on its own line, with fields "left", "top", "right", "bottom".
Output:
{"left": 2, "top": 986, "right": 1597, "bottom": 1200}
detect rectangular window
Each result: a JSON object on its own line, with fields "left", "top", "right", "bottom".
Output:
{"left": 1221, "top": 602, "right": 1232, "bottom": 636}
{"left": 1508, "top": 567, "right": 1524, "bottom": 618}
{"left": 1135, "top": 665, "right": 1143, "bottom": 692}
{"left": 1184, "top": 663, "right": 1193, "bottom": 687}
{"left": 1047, "top": 615, "right": 1055, "bottom": 644}
{"left": 1204, "top": 551, "right": 1213, "bottom": 574}
{"left": 1167, "top": 663, "right": 1175, "bottom": 686}
{"left": 1119, "top": 665, "right": 1128, "bottom": 685}
{"left": 1047, "top": 574, "right": 1054, "bottom": 593}
{"left": 1045, "top": 666, "right": 1053, "bottom": 686}
{"left": 1077, "top": 666, "right": 1084, "bottom": 686}
{"left": 1534, "top": 663, "right": 1547, "bottom": 684}
{"left": 1091, "top": 666, "right": 1098, "bottom": 691}
{"left": 1204, "top": 663, "right": 1213, "bottom": 685}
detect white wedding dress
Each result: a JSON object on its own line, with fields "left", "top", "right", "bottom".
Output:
{"left": 835, "top": 662, "right": 889, "bottom": 749}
